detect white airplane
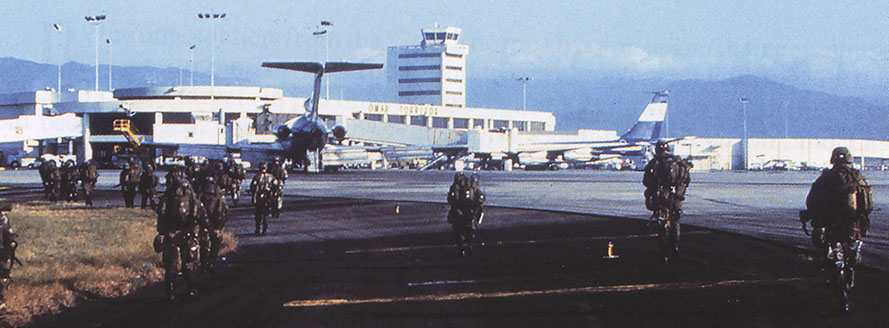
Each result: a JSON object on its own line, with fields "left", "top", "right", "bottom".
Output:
{"left": 498, "top": 90, "right": 688, "bottom": 169}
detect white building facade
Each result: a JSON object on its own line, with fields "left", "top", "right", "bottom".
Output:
{"left": 387, "top": 26, "right": 468, "bottom": 108}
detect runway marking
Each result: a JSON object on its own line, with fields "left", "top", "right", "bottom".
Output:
{"left": 343, "top": 231, "right": 711, "bottom": 254}
{"left": 407, "top": 279, "right": 478, "bottom": 287}
{"left": 283, "top": 276, "right": 812, "bottom": 308}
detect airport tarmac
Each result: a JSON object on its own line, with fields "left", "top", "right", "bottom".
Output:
{"left": 0, "top": 169, "right": 887, "bottom": 327}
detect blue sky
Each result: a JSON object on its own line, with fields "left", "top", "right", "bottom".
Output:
{"left": 3, "top": 0, "right": 889, "bottom": 102}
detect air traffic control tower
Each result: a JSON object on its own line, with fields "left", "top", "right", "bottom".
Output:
{"left": 387, "top": 26, "right": 468, "bottom": 108}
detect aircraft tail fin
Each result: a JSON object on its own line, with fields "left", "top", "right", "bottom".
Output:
{"left": 262, "top": 61, "right": 383, "bottom": 74}
{"left": 619, "top": 91, "right": 669, "bottom": 143}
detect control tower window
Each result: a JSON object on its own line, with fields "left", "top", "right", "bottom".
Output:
{"left": 436, "top": 32, "right": 446, "bottom": 40}
{"left": 425, "top": 33, "right": 434, "bottom": 40}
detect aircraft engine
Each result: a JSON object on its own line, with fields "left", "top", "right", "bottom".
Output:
{"left": 331, "top": 125, "right": 347, "bottom": 143}
{"left": 275, "top": 125, "right": 292, "bottom": 141}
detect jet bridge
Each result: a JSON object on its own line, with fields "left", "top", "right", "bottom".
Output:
{"left": 0, "top": 113, "right": 83, "bottom": 143}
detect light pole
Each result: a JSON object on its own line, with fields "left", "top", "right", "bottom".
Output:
{"left": 106, "top": 38, "right": 112, "bottom": 90}
{"left": 85, "top": 15, "right": 106, "bottom": 91}
{"left": 53, "top": 23, "right": 62, "bottom": 93}
{"left": 740, "top": 97, "right": 749, "bottom": 170}
{"left": 189, "top": 45, "right": 196, "bottom": 86}
{"left": 198, "top": 13, "right": 226, "bottom": 96}
{"left": 314, "top": 20, "right": 333, "bottom": 99}
{"left": 517, "top": 77, "right": 530, "bottom": 110}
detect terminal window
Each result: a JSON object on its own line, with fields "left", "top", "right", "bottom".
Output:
{"left": 445, "top": 52, "right": 463, "bottom": 58}
{"left": 493, "top": 120, "right": 509, "bottom": 130}
{"left": 399, "top": 78, "right": 440, "bottom": 84}
{"left": 410, "top": 115, "right": 428, "bottom": 126}
{"left": 445, "top": 91, "right": 463, "bottom": 96}
{"left": 364, "top": 114, "right": 383, "bottom": 122}
{"left": 453, "top": 118, "right": 469, "bottom": 129}
{"left": 398, "top": 53, "right": 440, "bottom": 59}
{"left": 388, "top": 115, "right": 406, "bottom": 124}
{"left": 445, "top": 66, "right": 463, "bottom": 71}
{"left": 399, "top": 65, "right": 440, "bottom": 71}
{"left": 432, "top": 117, "right": 449, "bottom": 128}
{"left": 398, "top": 90, "right": 440, "bottom": 96}
{"left": 531, "top": 121, "right": 546, "bottom": 131}
{"left": 513, "top": 121, "right": 527, "bottom": 131}
{"left": 473, "top": 118, "right": 485, "bottom": 129}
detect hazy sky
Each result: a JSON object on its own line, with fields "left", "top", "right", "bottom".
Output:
{"left": 3, "top": 0, "right": 889, "bottom": 102}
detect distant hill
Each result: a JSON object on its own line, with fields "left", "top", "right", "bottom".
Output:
{"left": 1, "top": 57, "right": 886, "bottom": 140}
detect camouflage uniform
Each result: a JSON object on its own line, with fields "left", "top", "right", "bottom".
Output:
{"left": 119, "top": 163, "right": 140, "bottom": 208}
{"left": 268, "top": 158, "right": 287, "bottom": 218}
{"left": 226, "top": 161, "right": 247, "bottom": 207}
{"left": 59, "top": 161, "right": 79, "bottom": 202}
{"left": 139, "top": 163, "right": 159, "bottom": 210}
{"left": 804, "top": 147, "right": 872, "bottom": 311}
{"left": 447, "top": 173, "right": 486, "bottom": 257}
{"left": 40, "top": 160, "right": 61, "bottom": 202}
{"left": 79, "top": 161, "right": 99, "bottom": 206}
{"left": 155, "top": 170, "right": 202, "bottom": 301}
{"left": 197, "top": 175, "right": 227, "bottom": 272}
{"left": 643, "top": 141, "right": 691, "bottom": 263}
{"left": 0, "top": 203, "right": 20, "bottom": 313}
{"left": 249, "top": 163, "right": 279, "bottom": 235}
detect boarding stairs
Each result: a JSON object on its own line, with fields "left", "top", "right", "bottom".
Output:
{"left": 112, "top": 119, "right": 144, "bottom": 152}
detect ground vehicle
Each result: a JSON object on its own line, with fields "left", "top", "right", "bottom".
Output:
{"left": 24, "top": 153, "right": 77, "bottom": 169}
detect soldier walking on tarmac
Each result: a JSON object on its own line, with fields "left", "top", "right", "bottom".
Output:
{"left": 268, "top": 157, "right": 287, "bottom": 218}
{"left": 119, "top": 162, "right": 140, "bottom": 208}
{"left": 197, "top": 175, "right": 227, "bottom": 273}
{"left": 643, "top": 140, "right": 692, "bottom": 264}
{"left": 801, "top": 147, "right": 873, "bottom": 311}
{"left": 447, "top": 172, "right": 486, "bottom": 257}
{"left": 139, "top": 162, "right": 159, "bottom": 210}
{"left": 0, "top": 202, "right": 21, "bottom": 314}
{"left": 78, "top": 160, "right": 99, "bottom": 206}
{"left": 249, "top": 162, "right": 279, "bottom": 235}
{"left": 154, "top": 169, "right": 202, "bottom": 302}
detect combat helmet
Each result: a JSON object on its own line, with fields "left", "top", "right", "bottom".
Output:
{"left": 654, "top": 139, "right": 670, "bottom": 155}
{"left": 830, "top": 147, "right": 853, "bottom": 164}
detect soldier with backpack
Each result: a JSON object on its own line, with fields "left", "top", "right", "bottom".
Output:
{"left": 119, "top": 162, "right": 140, "bottom": 208}
{"left": 447, "top": 172, "right": 486, "bottom": 257}
{"left": 59, "top": 161, "right": 79, "bottom": 202}
{"left": 801, "top": 147, "right": 872, "bottom": 311}
{"left": 79, "top": 160, "right": 99, "bottom": 206}
{"left": 40, "top": 160, "right": 61, "bottom": 202}
{"left": 0, "top": 202, "right": 20, "bottom": 314}
{"left": 197, "top": 174, "right": 227, "bottom": 273}
{"left": 155, "top": 169, "right": 202, "bottom": 301}
{"left": 249, "top": 162, "right": 279, "bottom": 235}
{"left": 643, "top": 140, "right": 692, "bottom": 264}
{"left": 226, "top": 159, "right": 247, "bottom": 207}
{"left": 139, "top": 162, "right": 160, "bottom": 210}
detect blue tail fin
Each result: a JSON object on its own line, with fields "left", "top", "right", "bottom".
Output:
{"left": 619, "top": 91, "right": 669, "bottom": 143}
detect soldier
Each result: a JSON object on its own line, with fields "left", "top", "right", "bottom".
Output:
{"left": 226, "top": 159, "right": 247, "bottom": 207}
{"left": 41, "top": 160, "right": 61, "bottom": 202}
{"left": 642, "top": 140, "right": 692, "bottom": 264}
{"left": 78, "top": 160, "right": 99, "bottom": 206}
{"left": 447, "top": 172, "right": 485, "bottom": 257}
{"left": 59, "top": 161, "right": 79, "bottom": 202}
{"left": 119, "top": 162, "right": 140, "bottom": 208}
{"left": 154, "top": 169, "right": 201, "bottom": 301}
{"left": 268, "top": 157, "right": 287, "bottom": 218}
{"left": 185, "top": 157, "right": 202, "bottom": 187}
{"left": 802, "top": 147, "right": 872, "bottom": 311}
{"left": 139, "top": 162, "right": 159, "bottom": 210}
{"left": 0, "top": 202, "right": 20, "bottom": 314}
{"left": 248, "top": 162, "right": 278, "bottom": 235}
{"left": 197, "top": 175, "right": 227, "bottom": 273}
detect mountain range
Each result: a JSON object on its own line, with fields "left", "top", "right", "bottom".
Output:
{"left": 1, "top": 57, "right": 886, "bottom": 140}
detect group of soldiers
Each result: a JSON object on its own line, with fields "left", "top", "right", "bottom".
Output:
{"left": 644, "top": 141, "right": 873, "bottom": 311}
{"left": 153, "top": 157, "right": 246, "bottom": 301}
{"left": 37, "top": 159, "right": 99, "bottom": 205}
{"left": 0, "top": 203, "right": 20, "bottom": 314}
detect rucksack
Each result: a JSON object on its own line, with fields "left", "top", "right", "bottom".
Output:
{"left": 86, "top": 164, "right": 98, "bottom": 181}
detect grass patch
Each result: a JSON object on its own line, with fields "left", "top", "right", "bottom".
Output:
{"left": 2, "top": 202, "right": 237, "bottom": 327}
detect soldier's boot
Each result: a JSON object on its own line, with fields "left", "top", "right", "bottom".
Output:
{"left": 254, "top": 218, "right": 261, "bottom": 236}
{"left": 262, "top": 222, "right": 268, "bottom": 235}
{"left": 165, "top": 281, "right": 177, "bottom": 302}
